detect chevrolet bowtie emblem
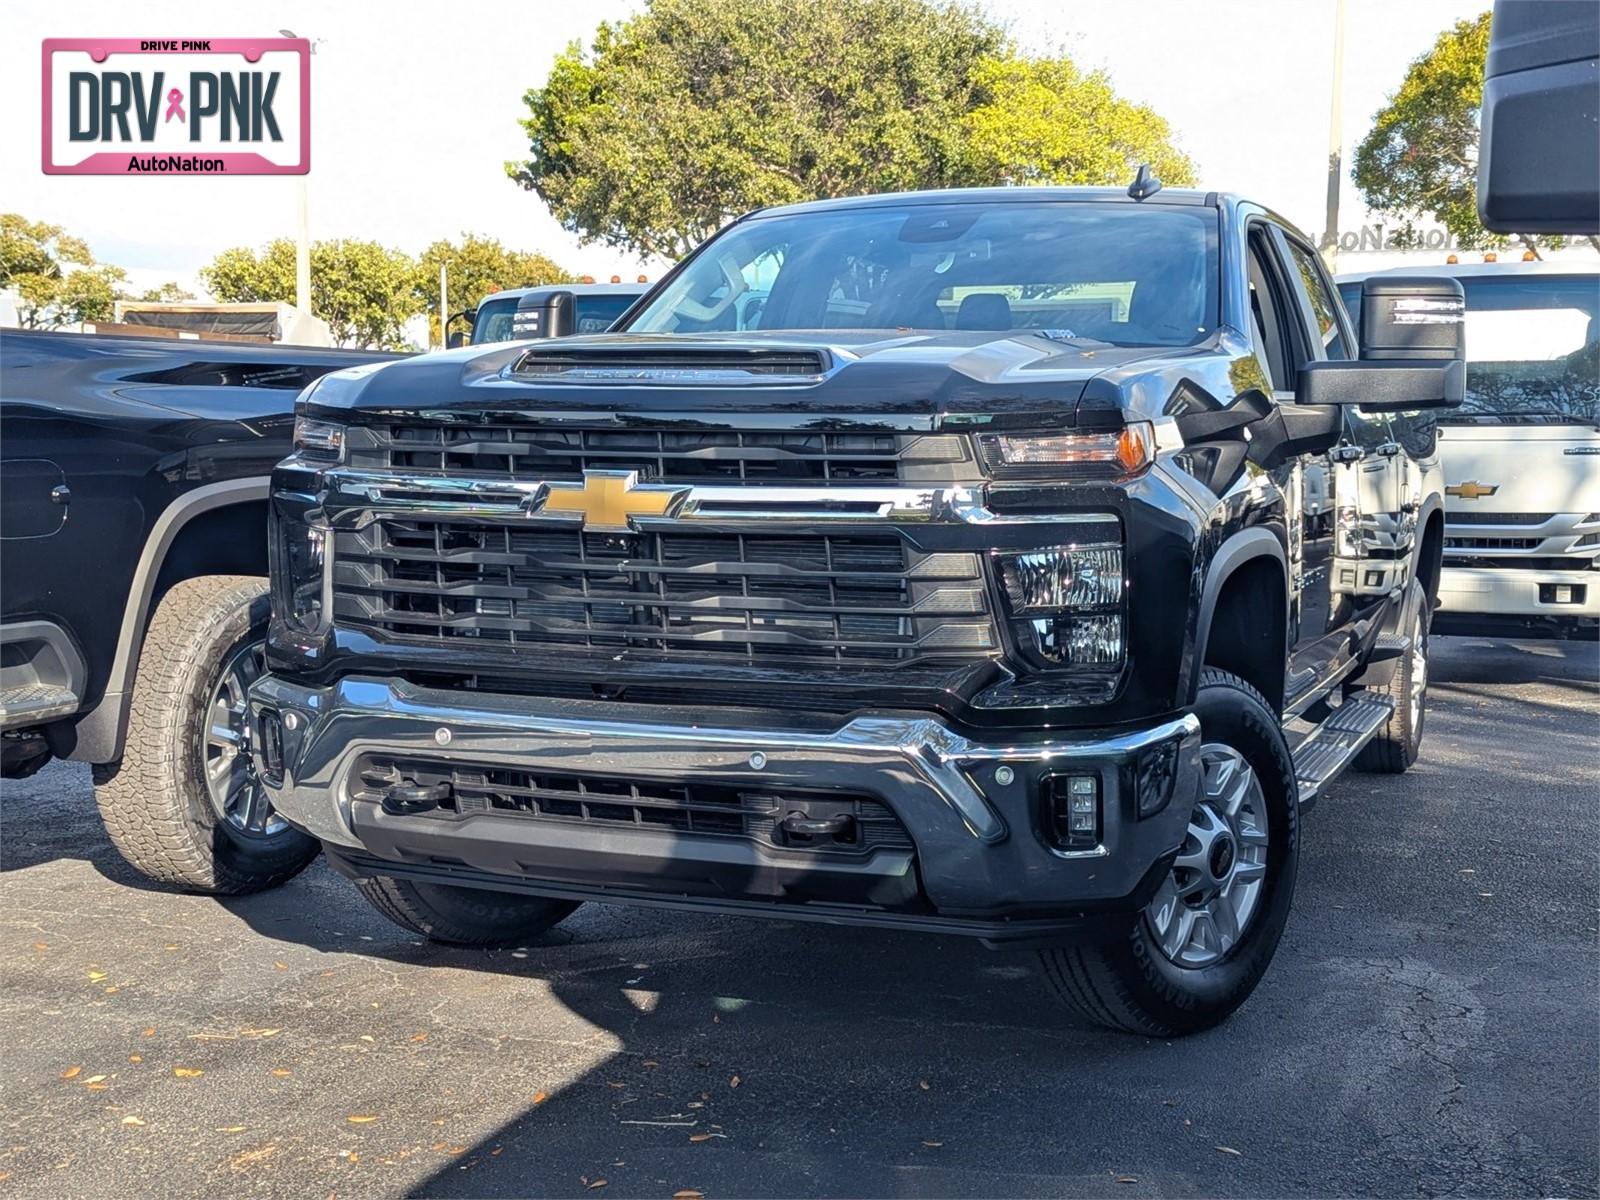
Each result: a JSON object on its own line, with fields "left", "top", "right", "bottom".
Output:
{"left": 534, "top": 469, "right": 688, "bottom": 531}
{"left": 1445, "top": 480, "right": 1499, "bottom": 501}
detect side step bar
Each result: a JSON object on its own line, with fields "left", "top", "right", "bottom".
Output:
{"left": 0, "top": 682, "right": 80, "bottom": 730}
{"left": 1290, "top": 692, "right": 1395, "bottom": 810}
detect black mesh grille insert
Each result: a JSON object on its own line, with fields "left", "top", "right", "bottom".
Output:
{"left": 332, "top": 520, "right": 995, "bottom": 666}
{"left": 353, "top": 756, "right": 914, "bottom": 855}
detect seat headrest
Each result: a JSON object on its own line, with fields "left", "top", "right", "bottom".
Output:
{"left": 956, "top": 293, "right": 1012, "bottom": 331}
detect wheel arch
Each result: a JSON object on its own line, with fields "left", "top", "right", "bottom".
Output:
{"left": 55, "top": 477, "right": 271, "bottom": 764}
{"left": 1190, "top": 528, "right": 1289, "bottom": 715}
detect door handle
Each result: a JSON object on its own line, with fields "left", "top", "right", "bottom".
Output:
{"left": 1330, "top": 445, "right": 1363, "bottom": 464}
{"left": 49, "top": 484, "right": 71, "bottom": 505}
{"left": 1376, "top": 441, "right": 1401, "bottom": 458}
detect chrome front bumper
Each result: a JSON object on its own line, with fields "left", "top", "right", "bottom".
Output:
{"left": 249, "top": 674, "right": 1201, "bottom": 920}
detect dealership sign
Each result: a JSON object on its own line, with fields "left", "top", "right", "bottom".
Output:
{"left": 42, "top": 38, "right": 308, "bottom": 175}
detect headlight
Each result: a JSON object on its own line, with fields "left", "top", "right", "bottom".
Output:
{"left": 999, "top": 546, "right": 1123, "bottom": 611}
{"left": 293, "top": 415, "right": 346, "bottom": 463}
{"left": 270, "top": 508, "right": 329, "bottom": 633}
{"left": 979, "top": 423, "right": 1155, "bottom": 481}
{"left": 993, "top": 543, "right": 1127, "bottom": 680}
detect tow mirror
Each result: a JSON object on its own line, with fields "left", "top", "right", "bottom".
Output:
{"left": 1297, "top": 277, "right": 1465, "bottom": 412}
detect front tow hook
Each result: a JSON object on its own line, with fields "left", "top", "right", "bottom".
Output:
{"left": 381, "top": 781, "right": 452, "bottom": 816}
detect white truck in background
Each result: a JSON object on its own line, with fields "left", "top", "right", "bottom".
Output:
{"left": 1339, "top": 261, "right": 1599, "bottom": 639}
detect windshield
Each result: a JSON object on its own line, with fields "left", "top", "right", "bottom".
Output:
{"left": 624, "top": 201, "right": 1219, "bottom": 346}
{"left": 470, "top": 296, "right": 520, "bottom": 344}
{"left": 1340, "top": 273, "right": 1599, "bottom": 423}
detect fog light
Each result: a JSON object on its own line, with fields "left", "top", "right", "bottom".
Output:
{"left": 1045, "top": 774, "right": 1100, "bottom": 850}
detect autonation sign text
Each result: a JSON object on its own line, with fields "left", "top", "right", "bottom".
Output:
{"left": 42, "top": 38, "right": 309, "bottom": 175}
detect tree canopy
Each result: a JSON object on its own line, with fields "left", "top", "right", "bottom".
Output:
{"left": 1353, "top": 12, "right": 1521, "bottom": 250}
{"left": 1, "top": 213, "right": 129, "bottom": 328}
{"left": 413, "top": 234, "right": 571, "bottom": 344}
{"left": 202, "top": 238, "right": 423, "bottom": 350}
{"left": 508, "top": 0, "right": 1196, "bottom": 259}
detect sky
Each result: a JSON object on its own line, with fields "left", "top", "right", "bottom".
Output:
{"left": 2, "top": 0, "right": 1493, "bottom": 302}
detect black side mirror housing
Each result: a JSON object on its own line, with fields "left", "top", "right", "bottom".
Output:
{"left": 1298, "top": 276, "right": 1465, "bottom": 412}
{"left": 446, "top": 330, "right": 467, "bottom": 350}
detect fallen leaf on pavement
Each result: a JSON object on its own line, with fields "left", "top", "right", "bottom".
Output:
{"left": 129, "top": 1055, "right": 142, "bottom": 1064}
{"left": 673, "top": 1191, "right": 704, "bottom": 1199}
{"left": 218, "top": 1125, "right": 248, "bottom": 1133}
{"left": 87, "top": 971, "right": 107, "bottom": 983}
{"left": 347, "top": 1115, "right": 381, "bottom": 1124}
{"left": 85, "top": 1075, "right": 107, "bottom": 1084}
{"left": 586, "top": 1180, "right": 607, "bottom": 1191}
{"left": 922, "top": 1141, "right": 943, "bottom": 1148}
{"left": 1215, "top": 1145, "right": 1242, "bottom": 1156}
{"left": 60, "top": 1066, "right": 81, "bottom": 1080}
{"left": 409, "top": 1033, "right": 428, "bottom": 1043}
{"left": 87, "top": 1081, "right": 109, "bottom": 1091}
{"left": 121, "top": 1116, "right": 146, "bottom": 1126}
{"left": 271, "top": 1069, "right": 291, "bottom": 1077}
{"left": 729, "top": 1075, "right": 741, "bottom": 1089}
{"left": 230, "top": 1144, "right": 278, "bottom": 1170}
{"left": 1115, "top": 1176, "right": 1138, "bottom": 1184}
{"left": 274, "top": 962, "right": 288, "bottom": 970}
{"left": 532, "top": 1091, "right": 549, "bottom": 1106}
{"left": 141, "top": 1028, "right": 155, "bottom": 1037}
{"left": 918, "top": 1079, "right": 930, "bottom": 1091}
{"left": 173, "top": 1068, "right": 204, "bottom": 1078}
{"left": 689, "top": 1133, "right": 713, "bottom": 1143}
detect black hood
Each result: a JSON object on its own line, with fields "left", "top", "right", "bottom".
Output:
{"left": 304, "top": 331, "right": 1206, "bottom": 433}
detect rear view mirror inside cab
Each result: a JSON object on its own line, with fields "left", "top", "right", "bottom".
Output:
{"left": 1297, "top": 276, "right": 1466, "bottom": 412}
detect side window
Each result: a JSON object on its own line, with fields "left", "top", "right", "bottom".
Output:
{"left": 1246, "top": 230, "right": 1296, "bottom": 392}
{"left": 1284, "top": 239, "right": 1350, "bottom": 360}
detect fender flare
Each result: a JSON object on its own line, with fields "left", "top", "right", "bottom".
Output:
{"left": 1185, "top": 526, "right": 1289, "bottom": 705}
{"left": 1410, "top": 493, "right": 1446, "bottom": 602}
{"left": 61, "top": 477, "right": 271, "bottom": 764}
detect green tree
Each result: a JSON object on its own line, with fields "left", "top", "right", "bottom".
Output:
{"left": 413, "top": 234, "right": 572, "bottom": 345}
{"left": 202, "top": 238, "right": 422, "bottom": 349}
{"left": 1352, "top": 11, "right": 1553, "bottom": 251}
{"left": 509, "top": 0, "right": 1190, "bottom": 259}
{"left": 1, "top": 213, "right": 126, "bottom": 328}
{"left": 136, "top": 281, "right": 196, "bottom": 303}
{"left": 959, "top": 57, "right": 1195, "bottom": 187}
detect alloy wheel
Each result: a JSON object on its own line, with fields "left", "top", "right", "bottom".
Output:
{"left": 1144, "top": 743, "right": 1270, "bottom": 968}
{"left": 202, "top": 639, "right": 285, "bottom": 837}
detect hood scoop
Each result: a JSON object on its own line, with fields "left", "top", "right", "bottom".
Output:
{"left": 512, "top": 346, "right": 830, "bottom": 384}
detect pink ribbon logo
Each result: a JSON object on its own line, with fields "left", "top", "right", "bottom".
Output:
{"left": 164, "top": 87, "right": 185, "bottom": 123}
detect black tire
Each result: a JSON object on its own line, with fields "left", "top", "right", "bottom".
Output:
{"left": 1039, "top": 669, "right": 1299, "bottom": 1037}
{"left": 92, "top": 576, "right": 318, "bottom": 894}
{"left": 354, "top": 875, "right": 580, "bottom": 945}
{"left": 1357, "top": 587, "right": 1429, "bottom": 773}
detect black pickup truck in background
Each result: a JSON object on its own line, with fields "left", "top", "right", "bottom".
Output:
{"left": 0, "top": 330, "right": 393, "bottom": 892}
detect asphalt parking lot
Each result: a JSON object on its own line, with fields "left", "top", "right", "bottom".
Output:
{"left": 1, "top": 635, "right": 1595, "bottom": 1199}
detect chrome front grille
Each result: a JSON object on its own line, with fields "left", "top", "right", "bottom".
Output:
{"left": 345, "top": 425, "right": 970, "bottom": 486}
{"left": 331, "top": 518, "right": 996, "bottom": 667}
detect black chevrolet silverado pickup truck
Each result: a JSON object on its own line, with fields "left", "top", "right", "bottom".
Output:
{"left": 0, "top": 331, "right": 393, "bottom": 891}
{"left": 250, "top": 185, "right": 1460, "bottom": 1035}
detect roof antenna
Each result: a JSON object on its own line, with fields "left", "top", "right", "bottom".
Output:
{"left": 1128, "top": 163, "right": 1162, "bottom": 201}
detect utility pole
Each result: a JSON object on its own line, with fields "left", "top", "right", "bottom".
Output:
{"left": 439, "top": 265, "right": 449, "bottom": 350}
{"left": 1321, "top": 0, "right": 1347, "bottom": 269}
{"left": 280, "top": 29, "right": 320, "bottom": 317}
{"left": 295, "top": 178, "right": 312, "bottom": 316}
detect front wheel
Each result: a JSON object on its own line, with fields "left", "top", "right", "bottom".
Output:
{"left": 1040, "top": 669, "right": 1299, "bottom": 1036}
{"left": 354, "top": 875, "right": 580, "bottom": 946}
{"left": 93, "top": 576, "right": 319, "bottom": 893}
